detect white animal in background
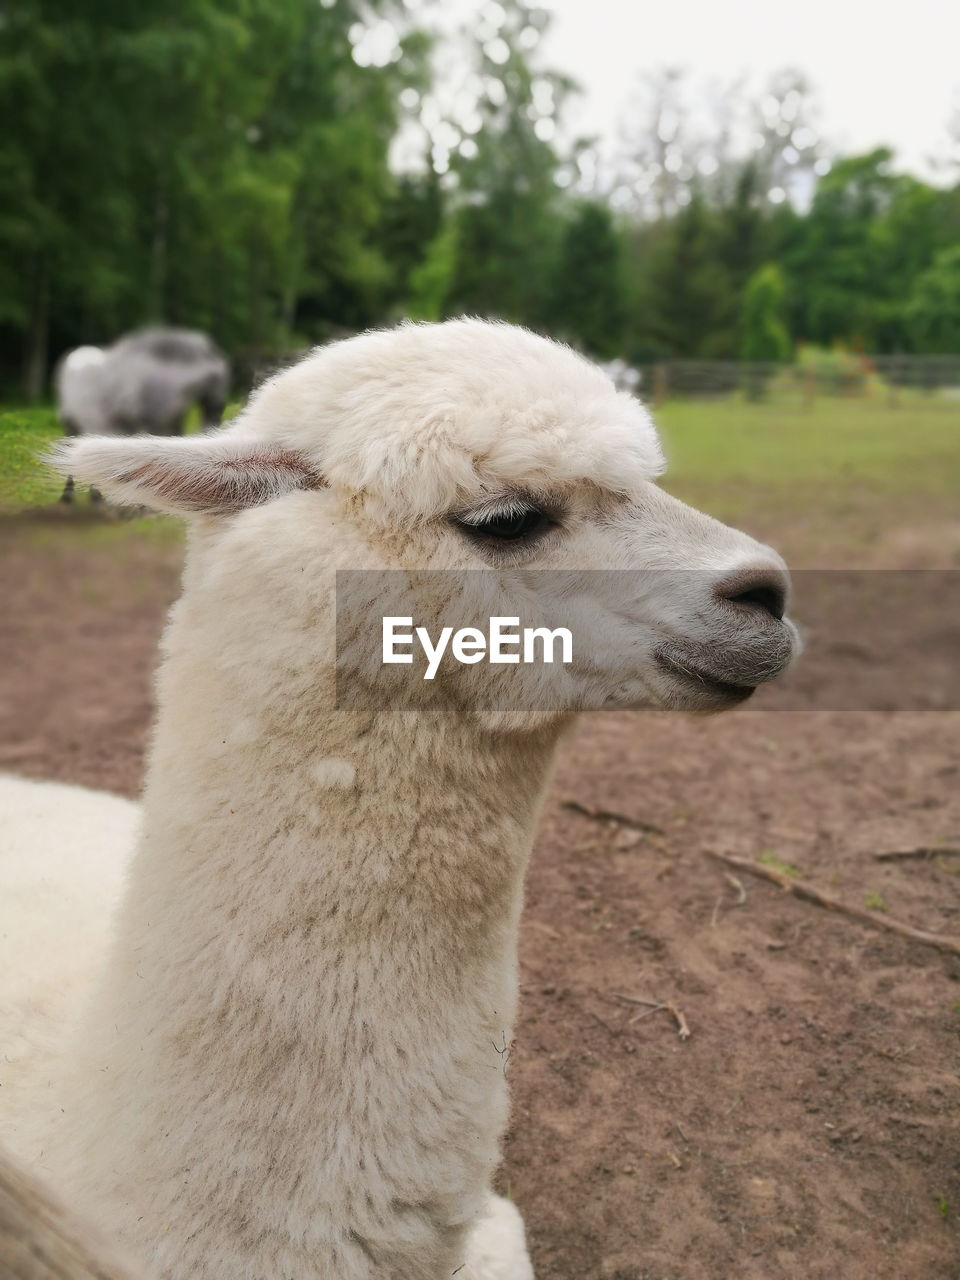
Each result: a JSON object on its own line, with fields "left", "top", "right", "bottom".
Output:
{"left": 597, "top": 356, "right": 642, "bottom": 394}
{"left": 56, "top": 327, "right": 229, "bottom": 439}
{"left": 0, "top": 319, "right": 798, "bottom": 1279}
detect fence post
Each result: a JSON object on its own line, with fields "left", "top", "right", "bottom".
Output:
{"left": 653, "top": 363, "right": 669, "bottom": 408}
{"left": 888, "top": 359, "right": 900, "bottom": 409}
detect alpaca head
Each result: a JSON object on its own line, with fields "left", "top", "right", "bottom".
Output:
{"left": 50, "top": 319, "right": 798, "bottom": 715}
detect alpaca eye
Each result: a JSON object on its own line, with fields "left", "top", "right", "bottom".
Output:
{"left": 457, "top": 505, "right": 553, "bottom": 544}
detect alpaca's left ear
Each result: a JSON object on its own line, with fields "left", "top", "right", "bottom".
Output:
{"left": 46, "top": 434, "right": 325, "bottom": 515}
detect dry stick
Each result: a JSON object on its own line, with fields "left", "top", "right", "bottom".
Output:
{"left": 712, "top": 871, "right": 747, "bottom": 925}
{"left": 560, "top": 799, "right": 663, "bottom": 835}
{"left": 873, "top": 846, "right": 960, "bottom": 862}
{"left": 611, "top": 992, "right": 691, "bottom": 1040}
{"left": 628, "top": 1004, "right": 667, "bottom": 1024}
{"left": 724, "top": 872, "right": 747, "bottom": 905}
{"left": 706, "top": 850, "right": 960, "bottom": 958}
{"left": 526, "top": 919, "right": 562, "bottom": 941}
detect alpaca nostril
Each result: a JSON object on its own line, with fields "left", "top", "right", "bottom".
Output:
{"left": 732, "top": 583, "right": 786, "bottom": 620}
{"left": 716, "top": 568, "right": 788, "bottom": 621}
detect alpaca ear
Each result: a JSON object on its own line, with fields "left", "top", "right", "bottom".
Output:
{"left": 46, "top": 434, "right": 325, "bottom": 515}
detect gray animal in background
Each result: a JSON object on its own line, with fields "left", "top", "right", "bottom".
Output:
{"left": 57, "top": 328, "right": 229, "bottom": 438}
{"left": 56, "top": 327, "right": 229, "bottom": 503}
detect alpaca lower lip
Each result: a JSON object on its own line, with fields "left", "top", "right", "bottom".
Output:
{"left": 655, "top": 652, "right": 757, "bottom": 702}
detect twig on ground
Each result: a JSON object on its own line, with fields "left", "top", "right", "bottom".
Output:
{"left": 724, "top": 873, "right": 747, "bottom": 905}
{"left": 705, "top": 850, "right": 960, "bottom": 958}
{"left": 526, "top": 919, "right": 562, "bottom": 941}
{"left": 629, "top": 1004, "right": 667, "bottom": 1024}
{"left": 561, "top": 799, "right": 663, "bottom": 835}
{"left": 611, "top": 993, "right": 665, "bottom": 1009}
{"left": 712, "top": 870, "right": 747, "bottom": 925}
{"left": 873, "top": 846, "right": 960, "bottom": 862}
{"left": 611, "top": 992, "right": 691, "bottom": 1040}
{"left": 671, "top": 1006, "right": 692, "bottom": 1040}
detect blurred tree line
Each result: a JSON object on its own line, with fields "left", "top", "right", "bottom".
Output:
{"left": 1, "top": 0, "right": 959, "bottom": 399}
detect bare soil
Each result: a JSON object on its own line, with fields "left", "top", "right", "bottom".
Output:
{"left": 1, "top": 512, "right": 958, "bottom": 1280}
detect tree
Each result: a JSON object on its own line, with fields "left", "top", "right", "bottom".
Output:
{"left": 748, "top": 69, "right": 823, "bottom": 202}
{"left": 3, "top": 3, "right": 960, "bottom": 396}
{"left": 740, "top": 264, "right": 791, "bottom": 361}
{"left": 783, "top": 149, "right": 899, "bottom": 348}
{"left": 407, "top": 220, "right": 458, "bottom": 321}
{"left": 380, "top": 170, "right": 444, "bottom": 317}
{"left": 617, "top": 68, "right": 697, "bottom": 220}
{"left": 549, "top": 202, "right": 625, "bottom": 357}
{"left": 428, "top": 0, "right": 574, "bottom": 328}
{"left": 904, "top": 245, "right": 960, "bottom": 352}
{"left": 739, "top": 262, "right": 791, "bottom": 400}
{"left": 646, "top": 193, "right": 735, "bottom": 357}
{"left": 0, "top": 0, "right": 428, "bottom": 396}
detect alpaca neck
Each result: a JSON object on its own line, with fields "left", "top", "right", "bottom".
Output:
{"left": 60, "top": 631, "right": 565, "bottom": 1275}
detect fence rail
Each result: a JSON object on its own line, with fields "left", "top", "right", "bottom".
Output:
{"left": 617, "top": 356, "right": 960, "bottom": 406}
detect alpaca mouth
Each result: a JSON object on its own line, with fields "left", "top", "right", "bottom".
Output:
{"left": 655, "top": 651, "right": 757, "bottom": 703}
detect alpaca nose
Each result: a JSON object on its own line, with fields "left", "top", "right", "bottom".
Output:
{"left": 715, "top": 564, "right": 789, "bottom": 622}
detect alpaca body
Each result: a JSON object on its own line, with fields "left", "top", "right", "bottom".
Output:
{"left": 0, "top": 775, "right": 137, "bottom": 1106}
{"left": 4, "top": 501, "right": 555, "bottom": 1278}
{"left": 1, "top": 320, "right": 798, "bottom": 1278}
{"left": 1, "top": 739, "right": 538, "bottom": 1278}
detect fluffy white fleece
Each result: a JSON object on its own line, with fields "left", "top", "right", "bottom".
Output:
{"left": 0, "top": 320, "right": 795, "bottom": 1280}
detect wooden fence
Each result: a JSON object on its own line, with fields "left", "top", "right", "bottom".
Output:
{"left": 627, "top": 355, "right": 960, "bottom": 407}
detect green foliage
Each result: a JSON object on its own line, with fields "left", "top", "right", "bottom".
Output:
{"left": 407, "top": 221, "right": 459, "bottom": 322}
{"left": 646, "top": 194, "right": 737, "bottom": 357}
{"left": 0, "top": 0, "right": 426, "bottom": 394}
{"left": 904, "top": 245, "right": 960, "bottom": 352}
{"left": 438, "top": 0, "right": 572, "bottom": 328}
{"left": 550, "top": 202, "right": 626, "bottom": 358}
{"left": 781, "top": 150, "right": 960, "bottom": 350}
{"left": 0, "top": 407, "right": 62, "bottom": 508}
{"left": 794, "top": 344, "right": 872, "bottom": 395}
{"left": 740, "top": 264, "right": 791, "bottom": 361}
{"left": 0, "top": 5, "right": 958, "bottom": 395}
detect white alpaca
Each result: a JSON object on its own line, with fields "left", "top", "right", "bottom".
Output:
{"left": 56, "top": 327, "right": 229, "bottom": 437}
{"left": 0, "top": 320, "right": 798, "bottom": 1279}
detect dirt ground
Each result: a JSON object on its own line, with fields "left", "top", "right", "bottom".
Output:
{"left": 1, "top": 512, "right": 958, "bottom": 1280}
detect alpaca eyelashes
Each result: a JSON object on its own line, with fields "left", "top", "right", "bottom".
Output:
{"left": 455, "top": 503, "right": 556, "bottom": 546}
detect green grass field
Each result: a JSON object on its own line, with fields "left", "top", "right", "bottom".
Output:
{"left": 0, "top": 403, "right": 240, "bottom": 520}
{"left": 2, "top": 398, "right": 957, "bottom": 559}
{"left": 657, "top": 398, "right": 959, "bottom": 520}
{"left": 0, "top": 407, "right": 63, "bottom": 508}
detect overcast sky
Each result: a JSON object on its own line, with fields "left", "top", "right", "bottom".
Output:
{"left": 535, "top": 0, "right": 959, "bottom": 178}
